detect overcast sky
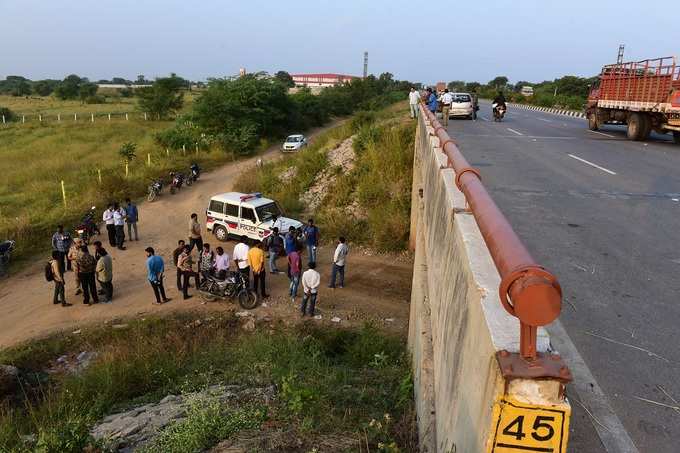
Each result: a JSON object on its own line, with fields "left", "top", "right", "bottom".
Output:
{"left": 2, "top": 0, "right": 678, "bottom": 85}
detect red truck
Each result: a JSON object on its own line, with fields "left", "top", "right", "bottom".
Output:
{"left": 586, "top": 56, "right": 680, "bottom": 143}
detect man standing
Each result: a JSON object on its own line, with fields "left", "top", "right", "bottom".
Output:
{"left": 233, "top": 236, "right": 251, "bottom": 287}
{"left": 113, "top": 202, "right": 126, "bottom": 250}
{"left": 103, "top": 203, "right": 116, "bottom": 247}
{"left": 51, "top": 225, "right": 72, "bottom": 273}
{"left": 301, "top": 261, "right": 320, "bottom": 317}
{"left": 303, "top": 219, "right": 319, "bottom": 264}
{"left": 426, "top": 87, "right": 438, "bottom": 113}
{"left": 440, "top": 89, "right": 453, "bottom": 126}
{"left": 146, "top": 247, "right": 170, "bottom": 305}
{"left": 284, "top": 226, "right": 297, "bottom": 256}
{"left": 266, "top": 227, "right": 283, "bottom": 274}
{"left": 68, "top": 238, "right": 83, "bottom": 295}
{"left": 214, "top": 246, "right": 230, "bottom": 279}
{"left": 188, "top": 213, "right": 203, "bottom": 252}
{"left": 173, "top": 239, "right": 186, "bottom": 290}
{"left": 198, "top": 243, "right": 215, "bottom": 282}
{"left": 50, "top": 250, "right": 71, "bottom": 307}
{"left": 287, "top": 248, "right": 302, "bottom": 302}
{"left": 125, "top": 198, "right": 139, "bottom": 241}
{"left": 329, "top": 236, "right": 349, "bottom": 289}
{"left": 177, "top": 245, "right": 198, "bottom": 300}
{"left": 77, "top": 245, "right": 98, "bottom": 305}
{"left": 248, "top": 241, "right": 269, "bottom": 299}
{"left": 96, "top": 248, "right": 113, "bottom": 302}
{"left": 408, "top": 87, "right": 420, "bottom": 119}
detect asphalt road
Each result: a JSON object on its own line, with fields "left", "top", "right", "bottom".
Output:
{"left": 445, "top": 101, "right": 680, "bottom": 453}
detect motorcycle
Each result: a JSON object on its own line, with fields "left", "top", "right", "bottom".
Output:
{"left": 186, "top": 163, "right": 200, "bottom": 186}
{"left": 0, "top": 240, "right": 15, "bottom": 277}
{"left": 147, "top": 178, "right": 164, "bottom": 202}
{"left": 169, "top": 172, "right": 184, "bottom": 194}
{"left": 492, "top": 103, "right": 506, "bottom": 122}
{"left": 198, "top": 271, "right": 258, "bottom": 309}
{"left": 76, "top": 206, "right": 100, "bottom": 244}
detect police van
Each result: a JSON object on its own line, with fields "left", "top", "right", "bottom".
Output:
{"left": 206, "top": 192, "right": 303, "bottom": 243}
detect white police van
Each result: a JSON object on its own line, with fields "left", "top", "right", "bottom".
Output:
{"left": 206, "top": 192, "right": 303, "bottom": 243}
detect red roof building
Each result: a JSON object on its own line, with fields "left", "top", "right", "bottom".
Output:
{"left": 291, "top": 73, "right": 358, "bottom": 87}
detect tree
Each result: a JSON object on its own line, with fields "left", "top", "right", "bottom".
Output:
{"left": 274, "top": 71, "right": 295, "bottom": 88}
{"left": 447, "top": 80, "right": 465, "bottom": 92}
{"left": 489, "top": 76, "right": 509, "bottom": 89}
{"left": 465, "top": 82, "right": 481, "bottom": 93}
{"left": 137, "top": 76, "right": 184, "bottom": 119}
{"left": 112, "top": 77, "right": 131, "bottom": 85}
{"left": 118, "top": 142, "right": 137, "bottom": 177}
{"left": 55, "top": 75, "right": 88, "bottom": 100}
{"left": 136, "top": 75, "right": 147, "bottom": 84}
{"left": 79, "top": 82, "right": 98, "bottom": 102}
{"left": 33, "top": 80, "right": 59, "bottom": 96}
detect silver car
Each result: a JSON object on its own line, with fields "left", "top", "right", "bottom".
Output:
{"left": 448, "top": 93, "right": 475, "bottom": 119}
{"left": 281, "top": 134, "right": 307, "bottom": 152}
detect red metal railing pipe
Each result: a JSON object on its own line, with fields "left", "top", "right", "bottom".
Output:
{"left": 420, "top": 105, "right": 562, "bottom": 360}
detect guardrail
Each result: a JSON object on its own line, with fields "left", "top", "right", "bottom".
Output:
{"left": 419, "top": 104, "right": 571, "bottom": 382}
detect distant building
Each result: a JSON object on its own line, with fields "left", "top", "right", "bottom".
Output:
{"left": 291, "top": 73, "right": 357, "bottom": 88}
{"left": 97, "top": 83, "right": 151, "bottom": 89}
{"left": 520, "top": 86, "right": 534, "bottom": 97}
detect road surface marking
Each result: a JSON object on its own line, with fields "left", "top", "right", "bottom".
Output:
{"left": 538, "top": 118, "right": 553, "bottom": 123}
{"left": 480, "top": 116, "right": 489, "bottom": 122}
{"left": 507, "top": 128, "right": 523, "bottom": 136}
{"left": 568, "top": 154, "right": 617, "bottom": 175}
{"left": 546, "top": 321, "right": 640, "bottom": 453}
{"left": 589, "top": 130, "right": 616, "bottom": 138}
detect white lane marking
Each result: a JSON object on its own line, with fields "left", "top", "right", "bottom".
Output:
{"left": 547, "top": 321, "right": 640, "bottom": 453}
{"left": 568, "top": 154, "right": 617, "bottom": 175}
{"left": 589, "top": 130, "right": 616, "bottom": 138}
{"left": 538, "top": 118, "right": 553, "bottom": 123}
{"left": 479, "top": 116, "right": 489, "bottom": 122}
{"left": 507, "top": 128, "right": 523, "bottom": 136}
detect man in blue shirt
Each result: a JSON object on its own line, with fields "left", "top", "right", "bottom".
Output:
{"left": 284, "top": 226, "right": 298, "bottom": 255}
{"left": 303, "top": 218, "right": 319, "bottom": 264}
{"left": 51, "top": 224, "right": 72, "bottom": 273}
{"left": 426, "top": 88, "right": 437, "bottom": 113}
{"left": 125, "top": 198, "right": 139, "bottom": 241}
{"left": 145, "top": 247, "right": 170, "bottom": 305}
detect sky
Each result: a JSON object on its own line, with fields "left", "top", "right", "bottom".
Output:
{"left": 1, "top": 0, "right": 679, "bottom": 85}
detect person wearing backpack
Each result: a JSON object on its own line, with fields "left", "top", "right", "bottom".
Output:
{"left": 48, "top": 251, "right": 71, "bottom": 307}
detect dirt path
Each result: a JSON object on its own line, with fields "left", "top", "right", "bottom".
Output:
{"left": 0, "top": 122, "right": 413, "bottom": 349}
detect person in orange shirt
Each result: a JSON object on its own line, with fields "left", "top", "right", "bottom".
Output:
{"left": 248, "top": 241, "right": 269, "bottom": 299}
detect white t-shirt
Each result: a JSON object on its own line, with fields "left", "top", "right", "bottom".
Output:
{"left": 233, "top": 243, "right": 250, "bottom": 269}
{"left": 302, "top": 269, "right": 321, "bottom": 294}
{"left": 103, "top": 209, "right": 115, "bottom": 225}
{"left": 408, "top": 91, "right": 420, "bottom": 105}
{"left": 215, "top": 253, "right": 230, "bottom": 271}
{"left": 441, "top": 92, "right": 454, "bottom": 105}
{"left": 333, "top": 243, "right": 349, "bottom": 266}
{"left": 113, "top": 209, "right": 126, "bottom": 226}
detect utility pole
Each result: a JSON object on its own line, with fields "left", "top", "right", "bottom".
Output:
{"left": 363, "top": 51, "right": 368, "bottom": 78}
{"left": 617, "top": 44, "right": 625, "bottom": 64}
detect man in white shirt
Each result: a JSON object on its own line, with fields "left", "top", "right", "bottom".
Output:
{"left": 233, "top": 236, "right": 250, "bottom": 287}
{"left": 112, "top": 202, "right": 126, "bottom": 250}
{"left": 329, "top": 236, "right": 349, "bottom": 289}
{"left": 102, "top": 204, "right": 116, "bottom": 247}
{"left": 440, "top": 89, "right": 454, "bottom": 126}
{"left": 214, "top": 246, "right": 230, "bottom": 279}
{"left": 301, "top": 261, "right": 320, "bottom": 317}
{"left": 408, "top": 87, "right": 420, "bottom": 119}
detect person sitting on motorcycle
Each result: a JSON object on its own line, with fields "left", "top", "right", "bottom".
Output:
{"left": 190, "top": 163, "right": 200, "bottom": 176}
{"left": 492, "top": 92, "right": 507, "bottom": 110}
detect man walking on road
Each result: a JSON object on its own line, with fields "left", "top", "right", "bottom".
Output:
{"left": 329, "top": 236, "right": 349, "bottom": 289}
{"left": 248, "top": 241, "right": 269, "bottom": 299}
{"left": 301, "top": 261, "right": 320, "bottom": 317}
{"left": 51, "top": 225, "right": 72, "bottom": 273}
{"left": 125, "top": 198, "right": 139, "bottom": 241}
{"left": 440, "top": 89, "right": 453, "bottom": 126}
{"left": 233, "top": 236, "right": 251, "bottom": 288}
{"left": 146, "top": 247, "right": 170, "bottom": 305}
{"left": 103, "top": 203, "right": 116, "bottom": 247}
{"left": 50, "top": 251, "right": 71, "bottom": 307}
{"left": 113, "top": 202, "right": 126, "bottom": 250}
{"left": 408, "top": 87, "right": 420, "bottom": 119}
{"left": 266, "top": 227, "right": 283, "bottom": 274}
{"left": 96, "top": 248, "right": 113, "bottom": 302}
{"left": 77, "top": 245, "right": 98, "bottom": 305}
{"left": 287, "top": 248, "right": 302, "bottom": 302}
{"left": 173, "top": 240, "right": 186, "bottom": 290}
{"left": 303, "top": 219, "right": 319, "bottom": 264}
{"left": 188, "top": 213, "right": 203, "bottom": 252}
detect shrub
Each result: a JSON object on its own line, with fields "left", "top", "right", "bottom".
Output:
{"left": 84, "top": 95, "right": 106, "bottom": 104}
{"left": 0, "top": 106, "right": 15, "bottom": 122}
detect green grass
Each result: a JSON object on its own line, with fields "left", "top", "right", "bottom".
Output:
{"left": 0, "top": 313, "right": 416, "bottom": 452}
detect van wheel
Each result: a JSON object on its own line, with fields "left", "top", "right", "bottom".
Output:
{"left": 213, "top": 226, "right": 228, "bottom": 242}
{"left": 627, "top": 113, "right": 648, "bottom": 141}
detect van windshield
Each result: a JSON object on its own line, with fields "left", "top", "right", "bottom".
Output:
{"left": 255, "top": 202, "right": 282, "bottom": 222}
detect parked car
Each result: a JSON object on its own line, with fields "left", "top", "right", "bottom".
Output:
{"left": 206, "top": 192, "right": 303, "bottom": 243}
{"left": 448, "top": 93, "right": 475, "bottom": 119}
{"left": 281, "top": 134, "right": 307, "bottom": 152}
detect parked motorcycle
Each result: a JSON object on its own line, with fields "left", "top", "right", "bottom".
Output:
{"left": 492, "top": 103, "right": 506, "bottom": 122}
{"left": 198, "top": 271, "right": 258, "bottom": 309}
{"left": 185, "top": 163, "right": 200, "bottom": 186}
{"left": 0, "top": 240, "right": 15, "bottom": 277}
{"left": 147, "top": 178, "right": 164, "bottom": 202}
{"left": 169, "top": 172, "right": 184, "bottom": 194}
{"left": 76, "top": 206, "right": 100, "bottom": 244}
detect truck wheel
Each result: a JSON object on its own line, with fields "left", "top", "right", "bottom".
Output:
{"left": 673, "top": 132, "right": 680, "bottom": 144}
{"left": 627, "top": 113, "right": 646, "bottom": 141}
{"left": 213, "top": 226, "right": 228, "bottom": 242}
{"left": 587, "top": 113, "right": 600, "bottom": 131}
{"left": 640, "top": 115, "right": 652, "bottom": 141}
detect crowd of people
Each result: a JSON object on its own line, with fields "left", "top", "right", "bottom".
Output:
{"left": 48, "top": 206, "right": 350, "bottom": 318}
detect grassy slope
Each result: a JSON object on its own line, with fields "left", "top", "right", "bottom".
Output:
{"left": 0, "top": 314, "right": 415, "bottom": 452}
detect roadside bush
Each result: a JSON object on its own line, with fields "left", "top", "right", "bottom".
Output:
{"left": 350, "top": 110, "right": 377, "bottom": 133}
{"left": 0, "top": 106, "right": 15, "bottom": 122}
{"left": 84, "top": 95, "right": 106, "bottom": 104}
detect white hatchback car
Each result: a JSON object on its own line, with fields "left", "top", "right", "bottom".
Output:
{"left": 448, "top": 93, "right": 475, "bottom": 119}
{"left": 206, "top": 192, "right": 303, "bottom": 243}
{"left": 281, "top": 134, "right": 307, "bottom": 152}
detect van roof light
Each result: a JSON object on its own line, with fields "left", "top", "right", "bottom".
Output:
{"left": 240, "top": 192, "right": 262, "bottom": 201}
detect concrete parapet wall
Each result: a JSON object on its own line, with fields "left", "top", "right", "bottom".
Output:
{"left": 408, "top": 112, "right": 568, "bottom": 452}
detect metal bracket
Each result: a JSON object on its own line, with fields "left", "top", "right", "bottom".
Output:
{"left": 496, "top": 350, "right": 572, "bottom": 383}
